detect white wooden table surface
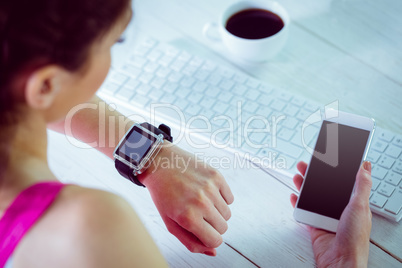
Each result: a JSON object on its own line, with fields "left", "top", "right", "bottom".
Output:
{"left": 48, "top": 0, "right": 402, "bottom": 267}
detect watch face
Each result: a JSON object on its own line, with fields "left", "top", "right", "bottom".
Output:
{"left": 115, "top": 125, "right": 157, "bottom": 166}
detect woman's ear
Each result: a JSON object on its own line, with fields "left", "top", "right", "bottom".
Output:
{"left": 25, "top": 66, "right": 62, "bottom": 110}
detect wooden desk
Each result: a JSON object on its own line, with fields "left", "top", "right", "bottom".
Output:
{"left": 49, "top": 0, "right": 402, "bottom": 266}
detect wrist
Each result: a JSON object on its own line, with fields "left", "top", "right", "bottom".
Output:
{"left": 137, "top": 140, "right": 172, "bottom": 187}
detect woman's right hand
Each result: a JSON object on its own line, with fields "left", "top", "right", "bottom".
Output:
{"left": 290, "top": 161, "right": 372, "bottom": 267}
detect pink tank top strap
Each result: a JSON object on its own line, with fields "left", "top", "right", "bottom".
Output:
{"left": 0, "top": 181, "right": 65, "bottom": 267}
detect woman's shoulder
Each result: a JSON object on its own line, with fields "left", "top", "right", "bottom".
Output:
{"left": 13, "top": 184, "right": 167, "bottom": 268}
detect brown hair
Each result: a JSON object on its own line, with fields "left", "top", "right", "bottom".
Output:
{"left": 0, "top": 0, "right": 129, "bottom": 124}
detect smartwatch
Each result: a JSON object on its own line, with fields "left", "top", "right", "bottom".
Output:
{"left": 113, "top": 122, "right": 173, "bottom": 187}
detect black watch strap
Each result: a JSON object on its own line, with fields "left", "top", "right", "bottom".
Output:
{"left": 114, "top": 123, "right": 173, "bottom": 187}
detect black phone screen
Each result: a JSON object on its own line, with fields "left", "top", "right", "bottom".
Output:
{"left": 297, "top": 121, "right": 370, "bottom": 220}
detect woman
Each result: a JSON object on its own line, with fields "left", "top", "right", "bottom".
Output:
{"left": 0, "top": 0, "right": 372, "bottom": 267}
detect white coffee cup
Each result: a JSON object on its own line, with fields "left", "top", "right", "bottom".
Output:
{"left": 203, "top": 1, "right": 290, "bottom": 62}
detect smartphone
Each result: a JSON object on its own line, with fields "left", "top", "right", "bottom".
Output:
{"left": 293, "top": 110, "right": 375, "bottom": 232}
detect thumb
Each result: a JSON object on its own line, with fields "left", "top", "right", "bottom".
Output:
{"left": 353, "top": 161, "right": 372, "bottom": 202}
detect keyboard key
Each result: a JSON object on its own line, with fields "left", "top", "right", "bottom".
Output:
{"left": 257, "top": 94, "right": 273, "bottom": 106}
{"left": 392, "top": 136, "right": 402, "bottom": 148}
{"left": 193, "top": 82, "right": 208, "bottom": 92}
{"left": 171, "top": 59, "right": 186, "bottom": 72}
{"left": 174, "top": 98, "right": 189, "bottom": 110}
{"left": 124, "top": 78, "right": 140, "bottom": 90}
{"left": 195, "top": 69, "right": 210, "bottom": 81}
{"left": 115, "top": 87, "right": 134, "bottom": 100}
{"left": 178, "top": 51, "right": 192, "bottom": 62}
{"left": 163, "top": 82, "right": 179, "bottom": 93}
{"left": 371, "top": 178, "right": 381, "bottom": 191}
{"left": 205, "top": 86, "right": 220, "bottom": 97}
{"left": 296, "top": 109, "right": 311, "bottom": 121}
{"left": 159, "top": 55, "right": 175, "bottom": 67}
{"left": 136, "top": 84, "right": 152, "bottom": 95}
{"left": 393, "top": 160, "right": 402, "bottom": 175}
{"left": 219, "top": 79, "right": 235, "bottom": 91}
{"left": 370, "top": 193, "right": 388, "bottom": 208}
{"left": 133, "top": 46, "right": 150, "bottom": 56}
{"left": 160, "top": 94, "right": 177, "bottom": 104}
{"left": 271, "top": 100, "right": 286, "bottom": 111}
{"left": 246, "top": 78, "right": 260, "bottom": 89}
{"left": 367, "top": 150, "right": 381, "bottom": 163}
{"left": 142, "top": 38, "right": 158, "bottom": 48}
{"left": 189, "top": 56, "right": 204, "bottom": 67}
{"left": 249, "top": 131, "right": 268, "bottom": 144}
{"left": 371, "top": 140, "right": 388, "bottom": 153}
{"left": 181, "top": 77, "right": 196, "bottom": 87}
{"left": 144, "top": 62, "right": 159, "bottom": 73}
{"left": 201, "top": 61, "right": 217, "bottom": 72}
{"left": 372, "top": 165, "right": 388, "bottom": 180}
{"left": 246, "top": 89, "right": 260, "bottom": 101}
{"left": 304, "top": 101, "right": 319, "bottom": 112}
{"left": 282, "top": 117, "right": 299, "bottom": 130}
{"left": 378, "top": 182, "right": 395, "bottom": 197}
{"left": 278, "top": 128, "right": 296, "bottom": 141}
{"left": 376, "top": 129, "right": 394, "bottom": 143}
{"left": 147, "top": 50, "right": 163, "bottom": 62}
{"left": 110, "top": 73, "right": 129, "bottom": 84}
{"left": 139, "top": 73, "right": 154, "bottom": 84}
{"left": 378, "top": 156, "right": 395, "bottom": 169}
{"left": 275, "top": 91, "right": 292, "bottom": 102}
{"left": 212, "top": 101, "right": 229, "bottom": 114}
{"left": 384, "top": 189, "right": 402, "bottom": 215}
{"left": 121, "top": 64, "right": 142, "bottom": 78}
{"left": 217, "top": 68, "right": 234, "bottom": 79}
{"left": 129, "top": 55, "right": 148, "bottom": 68}
{"left": 218, "top": 91, "right": 234, "bottom": 103}
{"left": 272, "top": 139, "right": 303, "bottom": 159}
{"left": 130, "top": 95, "right": 149, "bottom": 108}
{"left": 283, "top": 105, "right": 299, "bottom": 117}
{"left": 181, "top": 65, "right": 198, "bottom": 76}
{"left": 168, "top": 72, "right": 183, "bottom": 83}
{"left": 186, "top": 104, "right": 202, "bottom": 116}
{"left": 188, "top": 92, "right": 203, "bottom": 103}
{"left": 207, "top": 74, "right": 222, "bottom": 86}
{"left": 175, "top": 87, "right": 191, "bottom": 98}
{"left": 291, "top": 97, "right": 305, "bottom": 107}
{"left": 200, "top": 97, "right": 216, "bottom": 109}
{"left": 101, "top": 81, "right": 120, "bottom": 94}
{"left": 233, "top": 73, "right": 248, "bottom": 83}
{"left": 151, "top": 77, "right": 166, "bottom": 89}
{"left": 233, "top": 84, "right": 247, "bottom": 95}
{"left": 149, "top": 89, "right": 164, "bottom": 100}
{"left": 385, "top": 172, "right": 402, "bottom": 186}
{"left": 255, "top": 106, "right": 272, "bottom": 118}
{"left": 385, "top": 145, "right": 402, "bottom": 159}
{"left": 244, "top": 101, "right": 259, "bottom": 113}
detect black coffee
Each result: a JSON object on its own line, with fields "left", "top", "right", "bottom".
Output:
{"left": 226, "top": 8, "right": 284, "bottom": 39}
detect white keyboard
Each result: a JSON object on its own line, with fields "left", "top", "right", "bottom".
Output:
{"left": 98, "top": 38, "right": 402, "bottom": 222}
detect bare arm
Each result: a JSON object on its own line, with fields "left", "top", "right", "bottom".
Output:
{"left": 48, "top": 95, "right": 234, "bottom": 255}
{"left": 48, "top": 95, "right": 133, "bottom": 159}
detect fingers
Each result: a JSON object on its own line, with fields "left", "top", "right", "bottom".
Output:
{"left": 163, "top": 216, "right": 217, "bottom": 255}
{"left": 172, "top": 205, "right": 227, "bottom": 248}
{"left": 293, "top": 174, "right": 304, "bottom": 191}
{"left": 297, "top": 161, "right": 308, "bottom": 176}
{"left": 290, "top": 193, "right": 298, "bottom": 208}
{"left": 218, "top": 173, "right": 234, "bottom": 205}
{"left": 214, "top": 193, "right": 232, "bottom": 221}
{"left": 205, "top": 205, "right": 229, "bottom": 235}
{"left": 353, "top": 161, "right": 372, "bottom": 202}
